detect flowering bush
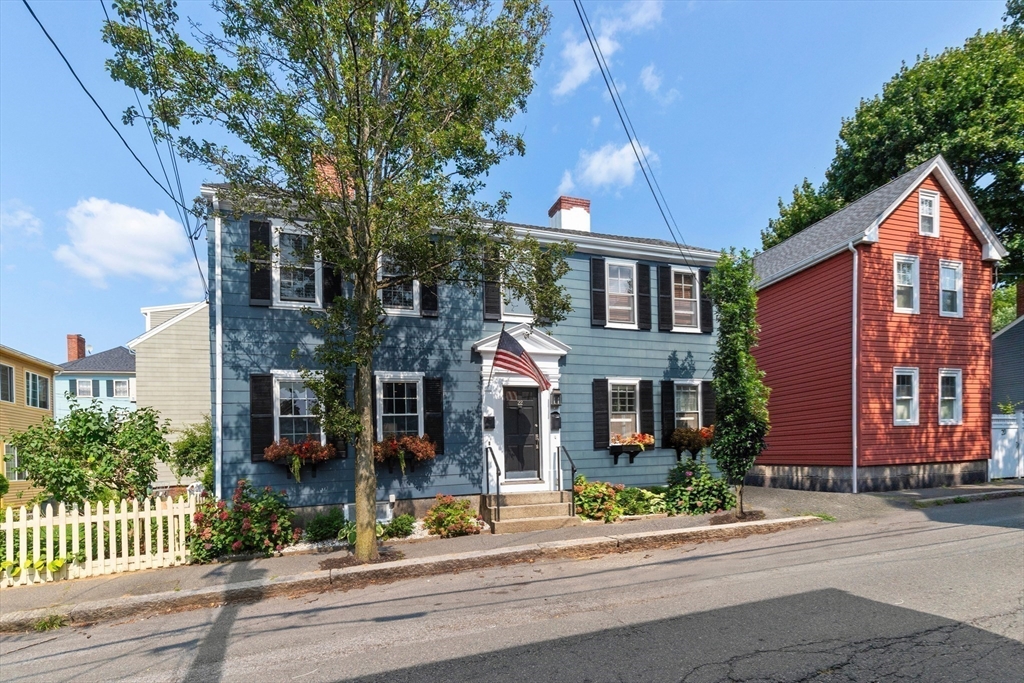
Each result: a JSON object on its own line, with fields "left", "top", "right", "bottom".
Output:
{"left": 611, "top": 433, "right": 656, "bottom": 450}
{"left": 187, "top": 479, "right": 300, "bottom": 563}
{"left": 423, "top": 495, "right": 482, "bottom": 538}
{"left": 373, "top": 435, "right": 436, "bottom": 474}
{"left": 263, "top": 438, "right": 336, "bottom": 482}
{"left": 665, "top": 459, "right": 735, "bottom": 516}
{"left": 573, "top": 475, "right": 624, "bottom": 523}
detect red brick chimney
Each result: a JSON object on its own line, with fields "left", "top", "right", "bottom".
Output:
{"left": 548, "top": 196, "right": 591, "bottom": 232}
{"left": 67, "top": 334, "right": 86, "bottom": 362}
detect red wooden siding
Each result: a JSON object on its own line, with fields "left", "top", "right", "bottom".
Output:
{"left": 857, "top": 175, "right": 992, "bottom": 466}
{"left": 754, "top": 250, "right": 854, "bottom": 466}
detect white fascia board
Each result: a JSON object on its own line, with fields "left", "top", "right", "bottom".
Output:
{"left": 127, "top": 301, "right": 208, "bottom": 348}
{"left": 511, "top": 224, "right": 719, "bottom": 265}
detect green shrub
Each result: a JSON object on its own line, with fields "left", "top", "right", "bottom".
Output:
{"left": 168, "top": 416, "right": 212, "bottom": 483}
{"left": 305, "top": 507, "right": 346, "bottom": 542}
{"left": 423, "top": 495, "right": 482, "bottom": 538}
{"left": 665, "top": 459, "right": 735, "bottom": 516}
{"left": 616, "top": 487, "right": 667, "bottom": 516}
{"left": 573, "top": 475, "right": 623, "bottom": 523}
{"left": 0, "top": 472, "right": 8, "bottom": 498}
{"left": 187, "top": 479, "right": 299, "bottom": 563}
{"left": 382, "top": 514, "right": 415, "bottom": 540}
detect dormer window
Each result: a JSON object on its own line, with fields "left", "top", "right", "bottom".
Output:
{"left": 919, "top": 190, "right": 939, "bottom": 237}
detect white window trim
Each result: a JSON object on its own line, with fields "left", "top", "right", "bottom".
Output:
{"left": 374, "top": 371, "right": 425, "bottom": 439}
{"left": 271, "top": 223, "right": 323, "bottom": 310}
{"left": 938, "top": 259, "right": 964, "bottom": 319}
{"left": 270, "top": 370, "right": 326, "bottom": 445}
{"left": 671, "top": 266, "right": 701, "bottom": 333}
{"left": 893, "top": 254, "right": 920, "bottom": 315}
{"left": 113, "top": 379, "right": 130, "bottom": 398}
{"left": 25, "top": 371, "right": 49, "bottom": 410}
{"left": 0, "top": 363, "right": 13, "bottom": 403}
{"left": 378, "top": 256, "right": 420, "bottom": 317}
{"left": 76, "top": 379, "right": 94, "bottom": 398}
{"left": 919, "top": 189, "right": 940, "bottom": 237}
{"left": 608, "top": 377, "right": 641, "bottom": 443}
{"left": 938, "top": 368, "right": 963, "bottom": 426}
{"left": 673, "top": 379, "right": 703, "bottom": 429}
{"left": 605, "top": 259, "right": 638, "bottom": 330}
{"left": 893, "top": 367, "right": 919, "bottom": 426}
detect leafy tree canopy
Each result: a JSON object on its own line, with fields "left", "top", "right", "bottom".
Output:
{"left": 764, "top": 6, "right": 1023, "bottom": 284}
{"left": 167, "top": 415, "right": 213, "bottom": 483}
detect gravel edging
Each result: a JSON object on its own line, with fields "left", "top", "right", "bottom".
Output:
{"left": 0, "top": 515, "right": 819, "bottom": 633}
{"left": 910, "top": 489, "right": 1024, "bottom": 508}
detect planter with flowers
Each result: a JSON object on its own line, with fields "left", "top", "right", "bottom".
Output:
{"left": 669, "top": 424, "right": 715, "bottom": 462}
{"left": 263, "top": 438, "right": 337, "bottom": 482}
{"left": 609, "top": 432, "right": 655, "bottom": 464}
{"left": 374, "top": 435, "right": 437, "bottom": 475}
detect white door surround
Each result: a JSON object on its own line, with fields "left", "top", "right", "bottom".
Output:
{"left": 473, "top": 324, "right": 571, "bottom": 493}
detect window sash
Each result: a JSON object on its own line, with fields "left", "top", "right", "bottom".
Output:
{"left": 381, "top": 256, "right": 416, "bottom": 311}
{"left": 939, "top": 262, "right": 962, "bottom": 316}
{"left": 893, "top": 369, "right": 918, "bottom": 425}
{"left": 380, "top": 380, "right": 420, "bottom": 438}
{"left": 607, "top": 264, "right": 635, "bottom": 324}
{"left": 77, "top": 379, "right": 93, "bottom": 398}
{"left": 609, "top": 383, "right": 637, "bottom": 442}
{"left": 4, "top": 443, "right": 26, "bottom": 482}
{"left": 25, "top": 373, "right": 49, "bottom": 409}
{"left": 673, "top": 272, "right": 698, "bottom": 328}
{"left": 277, "top": 380, "right": 321, "bottom": 444}
{"left": 114, "top": 380, "right": 130, "bottom": 398}
{"left": 894, "top": 256, "right": 919, "bottom": 313}
{"left": 939, "top": 371, "right": 962, "bottom": 424}
{"left": 675, "top": 383, "right": 700, "bottom": 430}
{"left": 0, "top": 364, "right": 13, "bottom": 403}
{"left": 278, "top": 233, "right": 317, "bottom": 303}
{"left": 919, "top": 192, "right": 938, "bottom": 235}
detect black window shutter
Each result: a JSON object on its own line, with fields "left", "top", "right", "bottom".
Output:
{"left": 92, "top": 380, "right": 101, "bottom": 398}
{"left": 661, "top": 380, "right": 676, "bottom": 448}
{"left": 420, "top": 283, "right": 439, "bottom": 318}
{"left": 658, "top": 266, "right": 673, "bottom": 332}
{"left": 68, "top": 379, "right": 77, "bottom": 397}
{"left": 591, "top": 258, "right": 607, "bottom": 327}
{"left": 322, "top": 264, "right": 342, "bottom": 307}
{"left": 637, "top": 264, "right": 652, "bottom": 330}
{"left": 592, "top": 378, "right": 609, "bottom": 449}
{"left": 699, "top": 269, "right": 713, "bottom": 333}
{"left": 702, "top": 381, "right": 716, "bottom": 427}
{"left": 423, "top": 377, "right": 444, "bottom": 454}
{"left": 250, "top": 373, "right": 275, "bottom": 462}
{"left": 249, "top": 220, "right": 272, "bottom": 306}
{"left": 639, "top": 380, "right": 654, "bottom": 436}
{"left": 106, "top": 380, "right": 114, "bottom": 397}
{"left": 483, "top": 280, "right": 502, "bottom": 320}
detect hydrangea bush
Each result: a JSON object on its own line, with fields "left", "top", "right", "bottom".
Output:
{"left": 187, "top": 479, "right": 300, "bottom": 563}
{"left": 423, "top": 495, "right": 482, "bottom": 538}
{"left": 665, "top": 459, "right": 735, "bottom": 516}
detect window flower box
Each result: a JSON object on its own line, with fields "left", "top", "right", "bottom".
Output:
{"left": 609, "top": 433, "right": 655, "bottom": 464}
{"left": 263, "top": 438, "right": 337, "bottom": 482}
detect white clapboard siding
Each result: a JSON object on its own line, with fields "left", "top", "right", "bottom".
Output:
{"left": 0, "top": 495, "right": 196, "bottom": 587}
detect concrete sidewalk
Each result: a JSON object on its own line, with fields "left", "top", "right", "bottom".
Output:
{"left": 0, "top": 481, "right": 1019, "bottom": 631}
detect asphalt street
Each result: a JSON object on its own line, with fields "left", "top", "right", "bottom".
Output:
{"left": 1, "top": 497, "right": 1022, "bottom": 682}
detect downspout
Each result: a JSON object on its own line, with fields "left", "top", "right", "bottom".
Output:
{"left": 847, "top": 242, "right": 859, "bottom": 494}
{"left": 213, "top": 202, "right": 224, "bottom": 501}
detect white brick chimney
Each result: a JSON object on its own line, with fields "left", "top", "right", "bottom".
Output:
{"left": 548, "top": 196, "right": 591, "bottom": 233}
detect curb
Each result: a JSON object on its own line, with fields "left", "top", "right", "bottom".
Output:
{"left": 0, "top": 515, "right": 818, "bottom": 633}
{"left": 910, "top": 489, "right": 1024, "bottom": 508}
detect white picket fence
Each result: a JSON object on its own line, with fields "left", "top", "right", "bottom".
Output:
{"left": 1, "top": 495, "right": 196, "bottom": 587}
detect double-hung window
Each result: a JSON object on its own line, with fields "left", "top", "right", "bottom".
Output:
{"left": 4, "top": 443, "right": 26, "bottom": 482}
{"left": 113, "top": 379, "right": 130, "bottom": 398}
{"left": 672, "top": 270, "right": 699, "bottom": 331}
{"left": 279, "top": 232, "right": 318, "bottom": 304}
{"left": 76, "top": 379, "right": 93, "bottom": 398}
{"left": 277, "top": 380, "right": 322, "bottom": 444}
{"left": 606, "top": 261, "right": 636, "bottom": 326}
{"left": 674, "top": 382, "right": 700, "bottom": 429}
{"left": 893, "top": 254, "right": 920, "bottom": 314}
{"left": 939, "top": 260, "right": 963, "bottom": 318}
{"left": 919, "top": 190, "right": 939, "bottom": 237}
{"left": 25, "top": 372, "right": 49, "bottom": 410}
{"left": 893, "top": 367, "right": 919, "bottom": 426}
{"left": 380, "top": 256, "right": 419, "bottom": 315}
{"left": 0, "top": 364, "right": 13, "bottom": 403}
{"left": 609, "top": 381, "right": 638, "bottom": 443}
{"left": 376, "top": 373, "right": 423, "bottom": 438}
{"left": 938, "top": 369, "right": 963, "bottom": 425}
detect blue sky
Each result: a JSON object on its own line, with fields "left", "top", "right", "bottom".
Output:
{"left": 0, "top": 0, "right": 1008, "bottom": 364}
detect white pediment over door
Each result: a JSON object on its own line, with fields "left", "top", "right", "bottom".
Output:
{"left": 472, "top": 323, "right": 571, "bottom": 360}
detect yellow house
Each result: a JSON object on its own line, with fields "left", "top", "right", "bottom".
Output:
{"left": 1, "top": 344, "right": 61, "bottom": 506}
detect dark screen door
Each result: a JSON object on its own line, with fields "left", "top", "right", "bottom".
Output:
{"left": 503, "top": 388, "right": 539, "bottom": 476}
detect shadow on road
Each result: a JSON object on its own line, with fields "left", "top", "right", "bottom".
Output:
{"left": 339, "top": 588, "right": 1022, "bottom": 683}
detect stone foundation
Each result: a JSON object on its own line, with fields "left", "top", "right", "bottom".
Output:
{"left": 745, "top": 461, "right": 988, "bottom": 493}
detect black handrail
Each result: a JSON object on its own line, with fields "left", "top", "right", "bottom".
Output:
{"left": 486, "top": 445, "right": 502, "bottom": 523}
{"left": 560, "top": 445, "right": 577, "bottom": 517}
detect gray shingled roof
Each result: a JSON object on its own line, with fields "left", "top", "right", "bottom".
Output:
{"left": 59, "top": 346, "right": 135, "bottom": 374}
{"left": 753, "top": 157, "right": 938, "bottom": 286}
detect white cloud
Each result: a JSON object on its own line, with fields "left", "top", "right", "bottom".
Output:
{"left": 591, "top": 116, "right": 601, "bottom": 128}
{"left": 640, "top": 64, "right": 661, "bottom": 94}
{"left": 53, "top": 198, "right": 204, "bottom": 294}
{"left": 557, "top": 170, "right": 576, "bottom": 196}
{"left": 577, "top": 141, "right": 656, "bottom": 189}
{"left": 0, "top": 200, "right": 43, "bottom": 243}
{"left": 554, "top": 1, "right": 663, "bottom": 96}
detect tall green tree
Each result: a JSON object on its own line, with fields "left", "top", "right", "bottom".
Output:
{"left": 763, "top": 4, "right": 1023, "bottom": 284}
{"left": 705, "top": 249, "right": 769, "bottom": 517}
{"left": 103, "top": 0, "right": 571, "bottom": 560}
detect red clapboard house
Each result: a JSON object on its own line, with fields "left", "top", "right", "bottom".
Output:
{"left": 750, "top": 155, "right": 1007, "bottom": 492}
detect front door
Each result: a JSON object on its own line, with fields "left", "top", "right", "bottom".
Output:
{"left": 503, "top": 387, "right": 539, "bottom": 479}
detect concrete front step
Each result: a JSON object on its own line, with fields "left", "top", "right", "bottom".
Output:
{"left": 485, "top": 491, "right": 571, "bottom": 507}
{"left": 489, "top": 515, "right": 583, "bottom": 534}
{"left": 486, "top": 502, "right": 572, "bottom": 521}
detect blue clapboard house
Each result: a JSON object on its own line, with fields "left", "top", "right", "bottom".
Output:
{"left": 206, "top": 191, "right": 720, "bottom": 529}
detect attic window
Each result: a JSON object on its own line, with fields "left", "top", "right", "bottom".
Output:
{"left": 919, "top": 190, "right": 939, "bottom": 237}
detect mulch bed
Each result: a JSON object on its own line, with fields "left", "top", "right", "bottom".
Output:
{"left": 709, "top": 509, "right": 766, "bottom": 525}
{"left": 319, "top": 549, "right": 405, "bottom": 570}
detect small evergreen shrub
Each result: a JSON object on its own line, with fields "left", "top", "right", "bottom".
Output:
{"left": 382, "top": 514, "right": 416, "bottom": 540}
{"left": 305, "top": 507, "right": 346, "bottom": 542}
{"left": 665, "top": 460, "right": 735, "bottom": 516}
{"left": 573, "top": 475, "right": 624, "bottom": 523}
{"left": 187, "top": 479, "right": 300, "bottom": 563}
{"left": 423, "top": 495, "right": 482, "bottom": 538}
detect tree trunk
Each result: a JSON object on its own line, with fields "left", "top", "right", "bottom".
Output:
{"left": 736, "top": 483, "right": 745, "bottom": 518}
{"left": 352, "top": 271, "right": 380, "bottom": 562}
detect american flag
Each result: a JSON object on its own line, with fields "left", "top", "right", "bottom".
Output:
{"left": 494, "top": 330, "right": 551, "bottom": 391}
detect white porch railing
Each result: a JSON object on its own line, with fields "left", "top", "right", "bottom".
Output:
{"left": 1, "top": 495, "right": 196, "bottom": 587}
